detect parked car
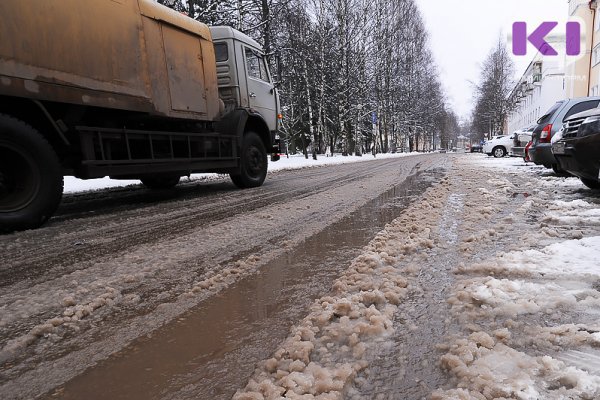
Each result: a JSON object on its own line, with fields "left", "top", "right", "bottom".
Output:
{"left": 510, "top": 124, "right": 535, "bottom": 158}
{"left": 552, "top": 108, "right": 600, "bottom": 189}
{"left": 524, "top": 140, "right": 533, "bottom": 162}
{"left": 530, "top": 98, "right": 600, "bottom": 173}
{"left": 483, "top": 135, "right": 512, "bottom": 157}
{"left": 469, "top": 142, "right": 483, "bottom": 153}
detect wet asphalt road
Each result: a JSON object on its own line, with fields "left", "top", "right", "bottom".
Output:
{"left": 0, "top": 154, "right": 449, "bottom": 399}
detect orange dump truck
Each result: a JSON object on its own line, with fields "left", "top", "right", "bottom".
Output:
{"left": 0, "top": 0, "right": 280, "bottom": 232}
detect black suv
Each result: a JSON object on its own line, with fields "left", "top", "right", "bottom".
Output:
{"left": 552, "top": 108, "right": 600, "bottom": 189}
{"left": 530, "top": 98, "right": 600, "bottom": 172}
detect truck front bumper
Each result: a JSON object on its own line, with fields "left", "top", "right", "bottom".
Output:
{"left": 270, "top": 136, "right": 281, "bottom": 162}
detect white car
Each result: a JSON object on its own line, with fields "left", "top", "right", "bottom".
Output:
{"left": 483, "top": 135, "right": 514, "bottom": 158}
{"left": 509, "top": 125, "right": 535, "bottom": 157}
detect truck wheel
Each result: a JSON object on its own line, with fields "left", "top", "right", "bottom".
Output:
{"left": 0, "top": 114, "right": 63, "bottom": 232}
{"left": 140, "top": 174, "right": 180, "bottom": 190}
{"left": 581, "top": 177, "right": 600, "bottom": 190}
{"left": 230, "top": 132, "right": 267, "bottom": 188}
{"left": 492, "top": 146, "right": 506, "bottom": 158}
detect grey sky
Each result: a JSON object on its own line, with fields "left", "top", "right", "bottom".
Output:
{"left": 417, "top": 0, "right": 569, "bottom": 120}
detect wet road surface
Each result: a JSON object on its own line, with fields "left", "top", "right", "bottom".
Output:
{"left": 0, "top": 154, "right": 449, "bottom": 399}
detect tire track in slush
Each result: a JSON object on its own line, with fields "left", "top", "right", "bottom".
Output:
{"left": 46, "top": 168, "right": 448, "bottom": 400}
{"left": 0, "top": 157, "right": 423, "bottom": 287}
{"left": 0, "top": 155, "right": 447, "bottom": 400}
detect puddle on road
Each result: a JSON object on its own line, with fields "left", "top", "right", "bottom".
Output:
{"left": 50, "top": 170, "right": 445, "bottom": 400}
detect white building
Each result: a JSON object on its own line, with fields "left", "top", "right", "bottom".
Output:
{"left": 506, "top": 54, "right": 566, "bottom": 134}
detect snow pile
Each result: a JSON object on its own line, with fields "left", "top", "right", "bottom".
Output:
{"left": 269, "top": 152, "right": 420, "bottom": 173}
{"left": 542, "top": 208, "right": 600, "bottom": 227}
{"left": 525, "top": 324, "right": 600, "bottom": 350}
{"left": 185, "top": 254, "right": 261, "bottom": 295}
{"left": 456, "top": 237, "right": 600, "bottom": 278}
{"left": 536, "top": 176, "right": 585, "bottom": 190}
{"left": 463, "top": 154, "right": 538, "bottom": 175}
{"left": 233, "top": 178, "right": 452, "bottom": 399}
{"left": 448, "top": 275, "right": 600, "bottom": 319}
{"left": 432, "top": 333, "right": 600, "bottom": 400}
{"left": 0, "top": 283, "right": 123, "bottom": 363}
{"left": 63, "top": 152, "right": 422, "bottom": 193}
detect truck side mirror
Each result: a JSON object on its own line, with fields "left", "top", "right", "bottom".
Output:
{"left": 270, "top": 81, "right": 281, "bottom": 94}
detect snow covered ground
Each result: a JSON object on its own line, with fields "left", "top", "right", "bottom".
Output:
{"left": 5, "top": 152, "right": 599, "bottom": 398}
{"left": 63, "top": 152, "right": 422, "bottom": 193}
{"left": 233, "top": 153, "right": 600, "bottom": 399}
{"left": 433, "top": 156, "right": 600, "bottom": 400}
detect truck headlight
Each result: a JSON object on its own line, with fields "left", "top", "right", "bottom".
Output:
{"left": 579, "top": 115, "right": 600, "bottom": 137}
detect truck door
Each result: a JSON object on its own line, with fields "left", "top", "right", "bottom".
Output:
{"left": 243, "top": 47, "right": 277, "bottom": 131}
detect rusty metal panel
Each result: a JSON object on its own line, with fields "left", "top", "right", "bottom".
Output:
{"left": 162, "top": 26, "right": 208, "bottom": 114}
{"left": 0, "top": 0, "right": 221, "bottom": 121}
{"left": 138, "top": 0, "right": 211, "bottom": 40}
{"left": 137, "top": 0, "right": 219, "bottom": 120}
{"left": 139, "top": 16, "right": 173, "bottom": 117}
{"left": 200, "top": 36, "right": 220, "bottom": 120}
{"left": 0, "top": 0, "right": 151, "bottom": 105}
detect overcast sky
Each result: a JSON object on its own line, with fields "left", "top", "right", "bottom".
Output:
{"left": 417, "top": 0, "right": 570, "bottom": 120}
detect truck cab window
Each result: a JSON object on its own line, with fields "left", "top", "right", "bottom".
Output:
{"left": 214, "top": 43, "right": 228, "bottom": 62}
{"left": 245, "top": 48, "right": 269, "bottom": 82}
{"left": 259, "top": 58, "right": 270, "bottom": 83}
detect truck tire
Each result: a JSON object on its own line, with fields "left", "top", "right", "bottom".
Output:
{"left": 0, "top": 114, "right": 63, "bottom": 232}
{"left": 230, "top": 132, "right": 267, "bottom": 188}
{"left": 140, "top": 174, "right": 180, "bottom": 190}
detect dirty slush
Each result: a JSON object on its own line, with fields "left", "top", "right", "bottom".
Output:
{"left": 2, "top": 154, "right": 600, "bottom": 399}
{"left": 234, "top": 155, "right": 600, "bottom": 400}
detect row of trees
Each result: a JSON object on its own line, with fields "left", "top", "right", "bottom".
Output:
{"left": 471, "top": 39, "right": 515, "bottom": 142}
{"left": 158, "top": 0, "right": 455, "bottom": 155}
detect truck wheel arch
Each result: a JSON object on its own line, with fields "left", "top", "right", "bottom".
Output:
{"left": 244, "top": 113, "right": 271, "bottom": 151}
{"left": 215, "top": 108, "right": 272, "bottom": 152}
{"left": 0, "top": 97, "right": 70, "bottom": 158}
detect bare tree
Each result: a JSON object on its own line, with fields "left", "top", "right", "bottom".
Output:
{"left": 472, "top": 38, "right": 515, "bottom": 140}
{"left": 158, "top": 0, "right": 452, "bottom": 156}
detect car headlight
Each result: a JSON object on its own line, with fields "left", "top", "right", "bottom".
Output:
{"left": 579, "top": 115, "right": 600, "bottom": 137}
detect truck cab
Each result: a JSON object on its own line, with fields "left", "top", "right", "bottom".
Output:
{"left": 210, "top": 26, "right": 280, "bottom": 134}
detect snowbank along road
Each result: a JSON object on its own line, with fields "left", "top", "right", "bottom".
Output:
{"left": 2, "top": 153, "right": 600, "bottom": 399}
{"left": 0, "top": 154, "right": 448, "bottom": 399}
